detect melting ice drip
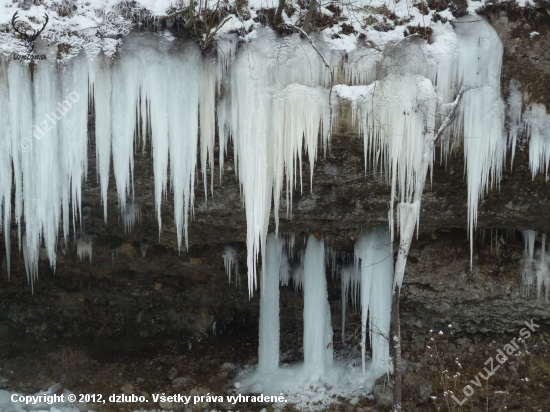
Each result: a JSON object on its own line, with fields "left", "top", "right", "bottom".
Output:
{"left": 521, "top": 230, "right": 550, "bottom": 303}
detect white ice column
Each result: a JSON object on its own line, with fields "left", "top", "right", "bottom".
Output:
{"left": 355, "top": 227, "right": 393, "bottom": 373}
{"left": 303, "top": 235, "right": 333, "bottom": 373}
{"left": 258, "top": 233, "right": 282, "bottom": 372}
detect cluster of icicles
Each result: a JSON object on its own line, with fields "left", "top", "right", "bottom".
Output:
{"left": 0, "top": 16, "right": 548, "bottom": 293}
{"left": 228, "top": 230, "right": 392, "bottom": 397}
{"left": 521, "top": 230, "right": 550, "bottom": 303}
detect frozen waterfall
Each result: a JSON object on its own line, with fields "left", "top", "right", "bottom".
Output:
{"left": 0, "top": 16, "right": 531, "bottom": 298}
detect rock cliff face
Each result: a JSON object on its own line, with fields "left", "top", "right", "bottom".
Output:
{"left": 1, "top": 6, "right": 550, "bottom": 411}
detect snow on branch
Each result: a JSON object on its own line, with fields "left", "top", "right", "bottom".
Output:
{"left": 433, "top": 86, "right": 468, "bottom": 143}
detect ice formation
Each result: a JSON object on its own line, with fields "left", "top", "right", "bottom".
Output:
{"left": 506, "top": 79, "right": 523, "bottom": 168}
{"left": 354, "top": 228, "right": 393, "bottom": 373}
{"left": 239, "top": 234, "right": 383, "bottom": 408}
{"left": 222, "top": 245, "right": 238, "bottom": 284}
{"left": 0, "top": 63, "right": 11, "bottom": 278}
{"left": 502, "top": 79, "right": 550, "bottom": 181}
{"left": 303, "top": 235, "right": 334, "bottom": 372}
{"left": 217, "top": 28, "right": 331, "bottom": 295}
{"left": 340, "top": 265, "right": 360, "bottom": 342}
{"left": 332, "top": 74, "right": 436, "bottom": 243}
{"left": 122, "top": 202, "right": 141, "bottom": 233}
{"left": 521, "top": 230, "right": 550, "bottom": 302}
{"left": 292, "top": 261, "right": 304, "bottom": 292}
{"left": 200, "top": 56, "right": 217, "bottom": 201}
{"left": 523, "top": 104, "right": 550, "bottom": 180}
{"left": 1, "top": 55, "right": 89, "bottom": 287}
{"left": 279, "top": 250, "right": 291, "bottom": 286}
{"left": 333, "top": 16, "right": 507, "bottom": 270}
{"left": 0, "top": 15, "right": 520, "bottom": 297}
{"left": 22, "top": 235, "right": 38, "bottom": 292}
{"left": 454, "top": 17, "right": 507, "bottom": 265}
{"left": 76, "top": 235, "right": 93, "bottom": 263}
{"left": 258, "top": 234, "right": 282, "bottom": 373}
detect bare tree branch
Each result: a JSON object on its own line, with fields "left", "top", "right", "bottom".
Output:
{"left": 302, "top": 0, "right": 317, "bottom": 34}
{"left": 282, "top": 23, "right": 331, "bottom": 71}
{"left": 433, "top": 86, "right": 467, "bottom": 143}
{"left": 203, "top": 15, "right": 232, "bottom": 47}
{"left": 274, "top": 0, "right": 285, "bottom": 27}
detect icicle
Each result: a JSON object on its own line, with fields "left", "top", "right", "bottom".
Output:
{"left": 216, "top": 34, "right": 238, "bottom": 93}
{"left": 521, "top": 230, "right": 550, "bottom": 303}
{"left": 535, "top": 234, "right": 549, "bottom": 302}
{"left": 258, "top": 233, "right": 282, "bottom": 373}
{"left": 216, "top": 35, "right": 238, "bottom": 181}
{"left": 283, "top": 232, "right": 296, "bottom": 261}
{"left": 336, "top": 18, "right": 505, "bottom": 273}
{"left": 0, "top": 20, "right": 510, "bottom": 297}
{"left": 76, "top": 235, "right": 93, "bottom": 263}
{"left": 303, "top": 235, "right": 333, "bottom": 373}
{"left": 122, "top": 202, "right": 141, "bottom": 232}
{"left": 271, "top": 84, "right": 330, "bottom": 226}
{"left": 507, "top": 79, "right": 523, "bottom": 168}
{"left": 521, "top": 230, "right": 537, "bottom": 293}
{"left": 332, "top": 74, "right": 436, "bottom": 243}
{"left": 122, "top": 35, "right": 201, "bottom": 249}
{"left": 110, "top": 47, "right": 140, "bottom": 216}
{"left": 222, "top": 245, "right": 238, "bottom": 284}
{"left": 167, "top": 46, "right": 200, "bottom": 252}
{"left": 60, "top": 55, "right": 90, "bottom": 242}
{"left": 218, "top": 29, "right": 332, "bottom": 296}
{"left": 33, "top": 60, "right": 62, "bottom": 269}
{"left": 91, "top": 56, "right": 113, "bottom": 222}
{"left": 453, "top": 16, "right": 507, "bottom": 269}
{"left": 200, "top": 57, "right": 216, "bottom": 201}
{"left": 279, "top": 250, "right": 291, "bottom": 286}
{"left": 5, "top": 54, "right": 89, "bottom": 282}
{"left": 292, "top": 261, "right": 304, "bottom": 292}
{"left": 140, "top": 241, "right": 151, "bottom": 257}
{"left": 22, "top": 234, "right": 38, "bottom": 292}
{"left": 340, "top": 265, "right": 357, "bottom": 343}
{"left": 523, "top": 104, "right": 550, "bottom": 180}
{"left": 144, "top": 43, "right": 170, "bottom": 237}
{"left": 0, "top": 61, "right": 11, "bottom": 278}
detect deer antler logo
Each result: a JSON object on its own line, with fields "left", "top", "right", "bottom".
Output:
{"left": 11, "top": 11, "right": 49, "bottom": 53}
